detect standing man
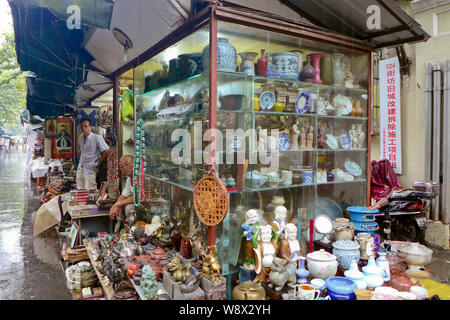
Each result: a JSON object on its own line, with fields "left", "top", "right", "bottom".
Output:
{"left": 77, "top": 119, "right": 109, "bottom": 190}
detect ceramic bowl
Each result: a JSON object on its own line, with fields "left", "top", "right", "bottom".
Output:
{"left": 398, "top": 291, "right": 417, "bottom": 300}
{"left": 374, "top": 286, "right": 400, "bottom": 298}
{"left": 410, "top": 286, "right": 428, "bottom": 299}
{"left": 327, "top": 290, "right": 356, "bottom": 300}
{"left": 310, "top": 278, "right": 326, "bottom": 290}
{"left": 354, "top": 289, "right": 373, "bottom": 300}
{"left": 325, "top": 277, "right": 357, "bottom": 295}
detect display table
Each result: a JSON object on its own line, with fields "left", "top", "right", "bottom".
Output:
{"left": 83, "top": 239, "right": 115, "bottom": 300}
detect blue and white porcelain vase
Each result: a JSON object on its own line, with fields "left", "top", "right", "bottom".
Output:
{"left": 202, "top": 37, "right": 238, "bottom": 73}
{"left": 376, "top": 251, "right": 391, "bottom": 283}
{"left": 332, "top": 239, "right": 360, "bottom": 270}
{"left": 270, "top": 52, "right": 299, "bottom": 79}
{"left": 296, "top": 257, "right": 309, "bottom": 284}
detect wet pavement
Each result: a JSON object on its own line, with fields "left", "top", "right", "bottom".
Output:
{"left": 0, "top": 149, "right": 71, "bottom": 300}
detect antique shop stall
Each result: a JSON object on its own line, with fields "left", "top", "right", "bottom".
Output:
{"left": 127, "top": 4, "right": 373, "bottom": 299}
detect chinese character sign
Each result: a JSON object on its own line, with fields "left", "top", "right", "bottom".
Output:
{"left": 379, "top": 57, "right": 402, "bottom": 174}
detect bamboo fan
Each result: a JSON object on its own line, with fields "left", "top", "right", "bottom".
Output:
{"left": 193, "top": 176, "right": 229, "bottom": 226}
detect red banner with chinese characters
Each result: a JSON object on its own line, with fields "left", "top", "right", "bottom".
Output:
{"left": 51, "top": 117, "right": 74, "bottom": 159}
{"left": 379, "top": 57, "right": 402, "bottom": 174}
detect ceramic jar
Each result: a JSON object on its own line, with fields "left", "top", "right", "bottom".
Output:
{"left": 233, "top": 281, "right": 266, "bottom": 300}
{"left": 362, "top": 257, "right": 384, "bottom": 289}
{"left": 344, "top": 260, "right": 367, "bottom": 289}
{"left": 202, "top": 37, "right": 237, "bottom": 73}
{"left": 333, "top": 218, "right": 354, "bottom": 241}
{"left": 271, "top": 52, "right": 299, "bottom": 79}
{"left": 300, "top": 55, "right": 316, "bottom": 82}
{"left": 332, "top": 239, "right": 360, "bottom": 269}
{"left": 306, "top": 249, "right": 338, "bottom": 280}
{"left": 354, "top": 233, "right": 375, "bottom": 259}
{"left": 376, "top": 251, "right": 391, "bottom": 282}
{"left": 239, "top": 52, "right": 258, "bottom": 75}
{"left": 290, "top": 50, "right": 304, "bottom": 79}
{"left": 333, "top": 53, "right": 345, "bottom": 86}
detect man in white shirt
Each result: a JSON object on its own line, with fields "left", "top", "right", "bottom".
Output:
{"left": 109, "top": 155, "right": 136, "bottom": 233}
{"left": 76, "top": 119, "right": 109, "bottom": 190}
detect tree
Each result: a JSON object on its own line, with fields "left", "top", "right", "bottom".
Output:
{"left": 0, "top": 30, "right": 26, "bottom": 129}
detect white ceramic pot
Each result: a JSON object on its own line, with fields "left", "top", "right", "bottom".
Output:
{"left": 362, "top": 257, "right": 384, "bottom": 289}
{"left": 306, "top": 249, "right": 338, "bottom": 280}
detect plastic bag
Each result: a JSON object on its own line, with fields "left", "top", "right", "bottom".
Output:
{"left": 121, "top": 89, "right": 134, "bottom": 121}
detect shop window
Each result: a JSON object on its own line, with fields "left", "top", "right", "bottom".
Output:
{"left": 433, "top": 8, "right": 450, "bottom": 36}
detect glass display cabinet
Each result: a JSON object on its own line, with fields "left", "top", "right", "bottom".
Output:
{"left": 132, "top": 5, "right": 372, "bottom": 298}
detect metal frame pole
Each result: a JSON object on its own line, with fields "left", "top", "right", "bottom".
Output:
{"left": 442, "top": 61, "right": 450, "bottom": 224}
{"left": 432, "top": 62, "right": 442, "bottom": 221}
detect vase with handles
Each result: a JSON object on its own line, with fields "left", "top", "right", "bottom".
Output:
{"left": 202, "top": 37, "right": 237, "bottom": 73}
{"left": 300, "top": 55, "right": 316, "bottom": 82}
{"left": 308, "top": 53, "right": 323, "bottom": 84}
{"left": 257, "top": 49, "right": 268, "bottom": 76}
{"left": 239, "top": 52, "right": 258, "bottom": 75}
{"left": 333, "top": 53, "right": 345, "bottom": 86}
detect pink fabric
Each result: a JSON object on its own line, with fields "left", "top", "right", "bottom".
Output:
{"left": 370, "top": 159, "right": 403, "bottom": 201}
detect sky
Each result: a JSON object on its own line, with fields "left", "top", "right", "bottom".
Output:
{"left": 0, "top": 0, "right": 13, "bottom": 40}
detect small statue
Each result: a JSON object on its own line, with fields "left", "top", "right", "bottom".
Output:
{"left": 141, "top": 265, "right": 158, "bottom": 300}
{"left": 253, "top": 225, "right": 277, "bottom": 283}
{"left": 270, "top": 206, "right": 287, "bottom": 241}
{"left": 349, "top": 124, "right": 358, "bottom": 149}
{"left": 278, "top": 223, "right": 301, "bottom": 262}
{"left": 289, "top": 124, "right": 300, "bottom": 151}
{"left": 343, "top": 60, "right": 355, "bottom": 88}
{"left": 167, "top": 256, "right": 192, "bottom": 283}
{"left": 299, "top": 126, "right": 307, "bottom": 149}
{"left": 318, "top": 126, "right": 327, "bottom": 149}
{"left": 268, "top": 257, "right": 297, "bottom": 291}
{"left": 355, "top": 124, "right": 365, "bottom": 149}
{"left": 257, "top": 125, "right": 267, "bottom": 151}
{"left": 145, "top": 215, "right": 162, "bottom": 237}
{"left": 201, "top": 245, "right": 224, "bottom": 281}
{"left": 306, "top": 126, "right": 314, "bottom": 149}
{"left": 241, "top": 209, "right": 263, "bottom": 269}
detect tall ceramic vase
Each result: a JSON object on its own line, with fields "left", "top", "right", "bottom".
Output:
{"left": 333, "top": 53, "right": 345, "bottom": 86}
{"left": 239, "top": 52, "right": 258, "bottom": 75}
{"left": 202, "top": 37, "right": 238, "bottom": 73}
{"left": 257, "top": 49, "right": 268, "bottom": 76}
{"left": 320, "top": 54, "right": 333, "bottom": 85}
{"left": 308, "top": 53, "right": 323, "bottom": 84}
{"left": 300, "top": 55, "right": 316, "bottom": 82}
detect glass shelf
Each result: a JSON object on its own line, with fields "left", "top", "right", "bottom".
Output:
{"left": 244, "top": 183, "right": 314, "bottom": 192}
{"left": 317, "top": 179, "right": 366, "bottom": 186}
{"left": 137, "top": 73, "right": 205, "bottom": 98}
{"left": 318, "top": 148, "right": 367, "bottom": 152}
{"left": 318, "top": 115, "right": 368, "bottom": 120}
{"left": 254, "top": 111, "right": 316, "bottom": 117}
{"left": 146, "top": 174, "right": 195, "bottom": 192}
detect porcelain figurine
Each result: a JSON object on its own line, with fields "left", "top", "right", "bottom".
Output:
{"left": 306, "top": 126, "right": 314, "bottom": 149}
{"left": 317, "top": 126, "right": 327, "bottom": 149}
{"left": 241, "top": 209, "right": 263, "bottom": 269}
{"left": 253, "top": 225, "right": 277, "bottom": 283}
{"left": 257, "top": 49, "right": 268, "bottom": 76}
{"left": 141, "top": 265, "right": 158, "bottom": 300}
{"left": 257, "top": 125, "right": 267, "bottom": 151}
{"left": 299, "top": 126, "right": 307, "bottom": 149}
{"left": 278, "top": 223, "right": 301, "bottom": 262}
{"left": 343, "top": 58, "right": 355, "bottom": 88}
{"left": 289, "top": 124, "right": 300, "bottom": 151}
{"left": 296, "top": 257, "right": 309, "bottom": 284}
{"left": 376, "top": 252, "right": 391, "bottom": 283}
{"left": 145, "top": 215, "right": 162, "bottom": 237}
{"left": 349, "top": 125, "right": 358, "bottom": 149}
{"left": 270, "top": 206, "right": 287, "bottom": 240}
{"left": 355, "top": 124, "right": 365, "bottom": 149}
{"left": 269, "top": 257, "right": 297, "bottom": 291}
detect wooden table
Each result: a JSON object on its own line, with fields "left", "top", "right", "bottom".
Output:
{"left": 83, "top": 239, "right": 115, "bottom": 300}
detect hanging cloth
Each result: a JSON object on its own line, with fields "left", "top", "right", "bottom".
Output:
{"left": 370, "top": 159, "right": 403, "bottom": 201}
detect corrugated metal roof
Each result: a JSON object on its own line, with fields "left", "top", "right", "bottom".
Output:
{"left": 280, "top": 0, "right": 430, "bottom": 48}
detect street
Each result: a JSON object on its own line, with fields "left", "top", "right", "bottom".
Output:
{"left": 0, "top": 148, "right": 70, "bottom": 300}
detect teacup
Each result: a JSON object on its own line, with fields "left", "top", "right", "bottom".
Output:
{"left": 310, "top": 278, "right": 326, "bottom": 290}
{"left": 296, "top": 284, "right": 320, "bottom": 300}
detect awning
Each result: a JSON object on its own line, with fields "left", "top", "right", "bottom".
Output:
{"left": 280, "top": 0, "right": 430, "bottom": 48}
{"left": 9, "top": 0, "right": 114, "bottom": 29}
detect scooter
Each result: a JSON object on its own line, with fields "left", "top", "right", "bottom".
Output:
{"left": 371, "top": 182, "right": 438, "bottom": 246}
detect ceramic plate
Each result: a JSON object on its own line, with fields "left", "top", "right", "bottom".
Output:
{"left": 325, "top": 134, "right": 339, "bottom": 149}
{"left": 260, "top": 91, "right": 276, "bottom": 110}
{"left": 344, "top": 160, "right": 362, "bottom": 177}
{"left": 340, "top": 133, "right": 351, "bottom": 149}
{"left": 278, "top": 133, "right": 290, "bottom": 151}
{"left": 333, "top": 95, "right": 353, "bottom": 115}
{"left": 295, "top": 90, "right": 311, "bottom": 114}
